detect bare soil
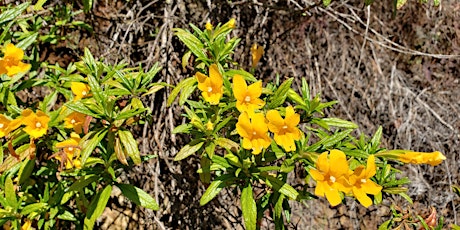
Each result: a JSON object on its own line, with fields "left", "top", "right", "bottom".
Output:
{"left": 11, "top": 0, "right": 460, "bottom": 229}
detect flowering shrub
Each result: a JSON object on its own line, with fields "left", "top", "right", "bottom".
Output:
{"left": 0, "top": 3, "right": 163, "bottom": 229}
{"left": 169, "top": 19, "right": 447, "bottom": 229}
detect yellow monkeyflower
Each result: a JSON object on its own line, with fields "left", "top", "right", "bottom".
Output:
{"left": 398, "top": 151, "right": 446, "bottom": 166}
{"left": 309, "top": 149, "right": 351, "bottom": 206}
{"left": 0, "top": 114, "right": 21, "bottom": 138}
{"left": 266, "top": 106, "right": 301, "bottom": 152}
{"left": 233, "top": 75, "right": 265, "bottom": 115}
{"left": 55, "top": 132, "right": 82, "bottom": 169}
{"left": 348, "top": 155, "right": 382, "bottom": 208}
{"left": 195, "top": 64, "right": 223, "bottom": 105}
{"left": 21, "top": 109, "right": 50, "bottom": 139}
{"left": 206, "top": 120, "right": 214, "bottom": 131}
{"left": 251, "top": 43, "right": 264, "bottom": 68}
{"left": 71, "top": 82, "right": 91, "bottom": 101}
{"left": 228, "top": 18, "right": 236, "bottom": 28}
{"left": 64, "top": 112, "right": 86, "bottom": 134}
{"left": 21, "top": 219, "right": 32, "bottom": 230}
{"left": 236, "top": 112, "right": 271, "bottom": 155}
{"left": 205, "top": 21, "right": 213, "bottom": 31}
{"left": 0, "top": 43, "right": 31, "bottom": 77}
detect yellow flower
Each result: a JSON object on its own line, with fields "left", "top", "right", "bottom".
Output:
{"left": 232, "top": 75, "right": 265, "bottom": 115}
{"left": 195, "top": 64, "right": 223, "bottom": 105}
{"left": 228, "top": 18, "right": 236, "bottom": 28}
{"left": 55, "top": 132, "right": 81, "bottom": 169}
{"left": 64, "top": 112, "right": 86, "bottom": 134}
{"left": 206, "top": 120, "right": 214, "bottom": 131}
{"left": 71, "top": 82, "right": 91, "bottom": 101}
{"left": 250, "top": 43, "right": 264, "bottom": 68}
{"left": 0, "top": 43, "right": 31, "bottom": 77}
{"left": 348, "top": 155, "right": 382, "bottom": 208}
{"left": 398, "top": 151, "right": 446, "bottom": 166}
{"left": 21, "top": 219, "right": 32, "bottom": 230}
{"left": 0, "top": 114, "right": 21, "bottom": 138}
{"left": 266, "top": 106, "right": 301, "bottom": 152}
{"left": 205, "top": 21, "right": 213, "bottom": 31}
{"left": 236, "top": 112, "right": 271, "bottom": 155}
{"left": 21, "top": 109, "right": 50, "bottom": 139}
{"left": 309, "top": 149, "right": 351, "bottom": 206}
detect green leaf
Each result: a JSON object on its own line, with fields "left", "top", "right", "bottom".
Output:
{"left": 18, "top": 158, "right": 34, "bottom": 185}
{"left": 215, "top": 138, "right": 239, "bottom": 152}
{"left": 306, "top": 129, "right": 352, "bottom": 152}
{"left": 84, "top": 185, "right": 112, "bottom": 230}
{"left": 267, "top": 78, "right": 293, "bottom": 109}
{"left": 167, "top": 77, "right": 197, "bottom": 106}
{"left": 34, "top": 0, "right": 48, "bottom": 10}
{"left": 118, "top": 130, "right": 141, "bottom": 165}
{"left": 263, "top": 174, "right": 298, "bottom": 200}
{"left": 0, "top": 2, "right": 29, "bottom": 25}
{"left": 65, "top": 101, "right": 101, "bottom": 118}
{"left": 5, "top": 176, "right": 17, "bottom": 209}
{"left": 117, "top": 184, "right": 159, "bottom": 210}
{"left": 377, "top": 219, "right": 391, "bottom": 230}
{"left": 182, "top": 50, "right": 192, "bottom": 70}
{"left": 241, "top": 184, "right": 257, "bottom": 230}
{"left": 81, "top": 129, "right": 108, "bottom": 166}
{"left": 200, "top": 174, "right": 233, "bottom": 206}
{"left": 174, "top": 28, "right": 207, "bottom": 60}
{"left": 174, "top": 142, "right": 204, "bottom": 161}
{"left": 83, "top": 0, "right": 93, "bottom": 13}
{"left": 323, "top": 0, "right": 332, "bottom": 6}
{"left": 172, "top": 123, "right": 193, "bottom": 134}
{"left": 225, "top": 69, "right": 257, "bottom": 82}
{"left": 369, "top": 126, "right": 382, "bottom": 153}
{"left": 57, "top": 210, "right": 77, "bottom": 221}
{"left": 20, "top": 203, "right": 48, "bottom": 216}
{"left": 321, "top": 118, "right": 358, "bottom": 129}
{"left": 67, "top": 175, "right": 99, "bottom": 192}
{"left": 16, "top": 32, "right": 38, "bottom": 50}
{"left": 143, "top": 84, "right": 165, "bottom": 96}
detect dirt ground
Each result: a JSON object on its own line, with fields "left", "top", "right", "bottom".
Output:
{"left": 12, "top": 0, "right": 460, "bottom": 229}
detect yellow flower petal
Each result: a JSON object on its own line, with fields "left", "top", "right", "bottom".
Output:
{"left": 353, "top": 187, "right": 373, "bottom": 208}
{"left": 325, "top": 186, "right": 343, "bottom": 206}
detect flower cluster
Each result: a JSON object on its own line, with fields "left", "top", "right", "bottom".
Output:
{"left": 309, "top": 149, "right": 382, "bottom": 208}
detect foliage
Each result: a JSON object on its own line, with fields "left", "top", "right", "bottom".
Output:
{"left": 0, "top": 2, "right": 161, "bottom": 229}
{"left": 169, "top": 19, "right": 447, "bottom": 229}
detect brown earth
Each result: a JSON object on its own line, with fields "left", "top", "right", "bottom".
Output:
{"left": 8, "top": 0, "right": 460, "bottom": 229}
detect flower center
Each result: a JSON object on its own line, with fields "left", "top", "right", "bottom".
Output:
{"left": 245, "top": 96, "right": 251, "bottom": 102}
{"left": 82, "top": 91, "right": 87, "bottom": 96}
{"left": 35, "top": 122, "right": 42, "bottom": 128}
{"left": 252, "top": 131, "right": 257, "bottom": 136}
{"left": 360, "top": 178, "right": 367, "bottom": 183}
{"left": 282, "top": 125, "right": 288, "bottom": 129}
{"left": 207, "top": 87, "right": 213, "bottom": 92}
{"left": 68, "top": 147, "right": 74, "bottom": 151}
{"left": 71, "top": 119, "right": 76, "bottom": 124}
{"left": 0, "top": 123, "right": 3, "bottom": 129}
{"left": 329, "top": 176, "right": 336, "bottom": 183}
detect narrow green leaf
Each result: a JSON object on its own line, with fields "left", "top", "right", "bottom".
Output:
{"left": 84, "top": 185, "right": 112, "bottom": 230}
{"left": 263, "top": 174, "right": 298, "bottom": 200}
{"left": 118, "top": 130, "right": 141, "bottom": 165}
{"left": 67, "top": 175, "right": 99, "bottom": 192}
{"left": 20, "top": 203, "right": 48, "bottom": 216}
{"left": 200, "top": 174, "right": 232, "bottom": 206}
{"left": 323, "top": 0, "right": 332, "bottom": 6}
{"left": 0, "top": 2, "right": 29, "bottom": 25}
{"left": 167, "top": 77, "right": 196, "bottom": 106}
{"left": 215, "top": 138, "right": 239, "bottom": 152}
{"left": 18, "top": 158, "right": 34, "bottom": 185}
{"left": 182, "top": 50, "right": 192, "bottom": 70}
{"left": 174, "top": 28, "right": 206, "bottom": 60}
{"left": 306, "top": 129, "right": 352, "bottom": 152}
{"left": 369, "top": 126, "right": 382, "bottom": 153}
{"left": 179, "top": 82, "right": 197, "bottom": 106}
{"left": 16, "top": 32, "right": 38, "bottom": 50}
{"left": 65, "top": 101, "right": 100, "bottom": 118}
{"left": 5, "top": 176, "right": 17, "bottom": 208}
{"left": 81, "top": 129, "right": 108, "bottom": 166}
{"left": 34, "top": 0, "right": 48, "bottom": 10}
{"left": 174, "top": 142, "right": 204, "bottom": 161}
{"left": 83, "top": 0, "right": 93, "bottom": 13}
{"left": 241, "top": 184, "right": 257, "bottom": 230}
{"left": 267, "top": 78, "right": 293, "bottom": 109}
{"left": 143, "top": 84, "right": 164, "bottom": 96}
{"left": 117, "top": 184, "right": 159, "bottom": 210}
{"left": 57, "top": 210, "right": 77, "bottom": 221}
{"left": 321, "top": 118, "right": 358, "bottom": 129}
{"left": 172, "top": 123, "right": 192, "bottom": 134}
{"left": 225, "top": 69, "right": 257, "bottom": 82}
